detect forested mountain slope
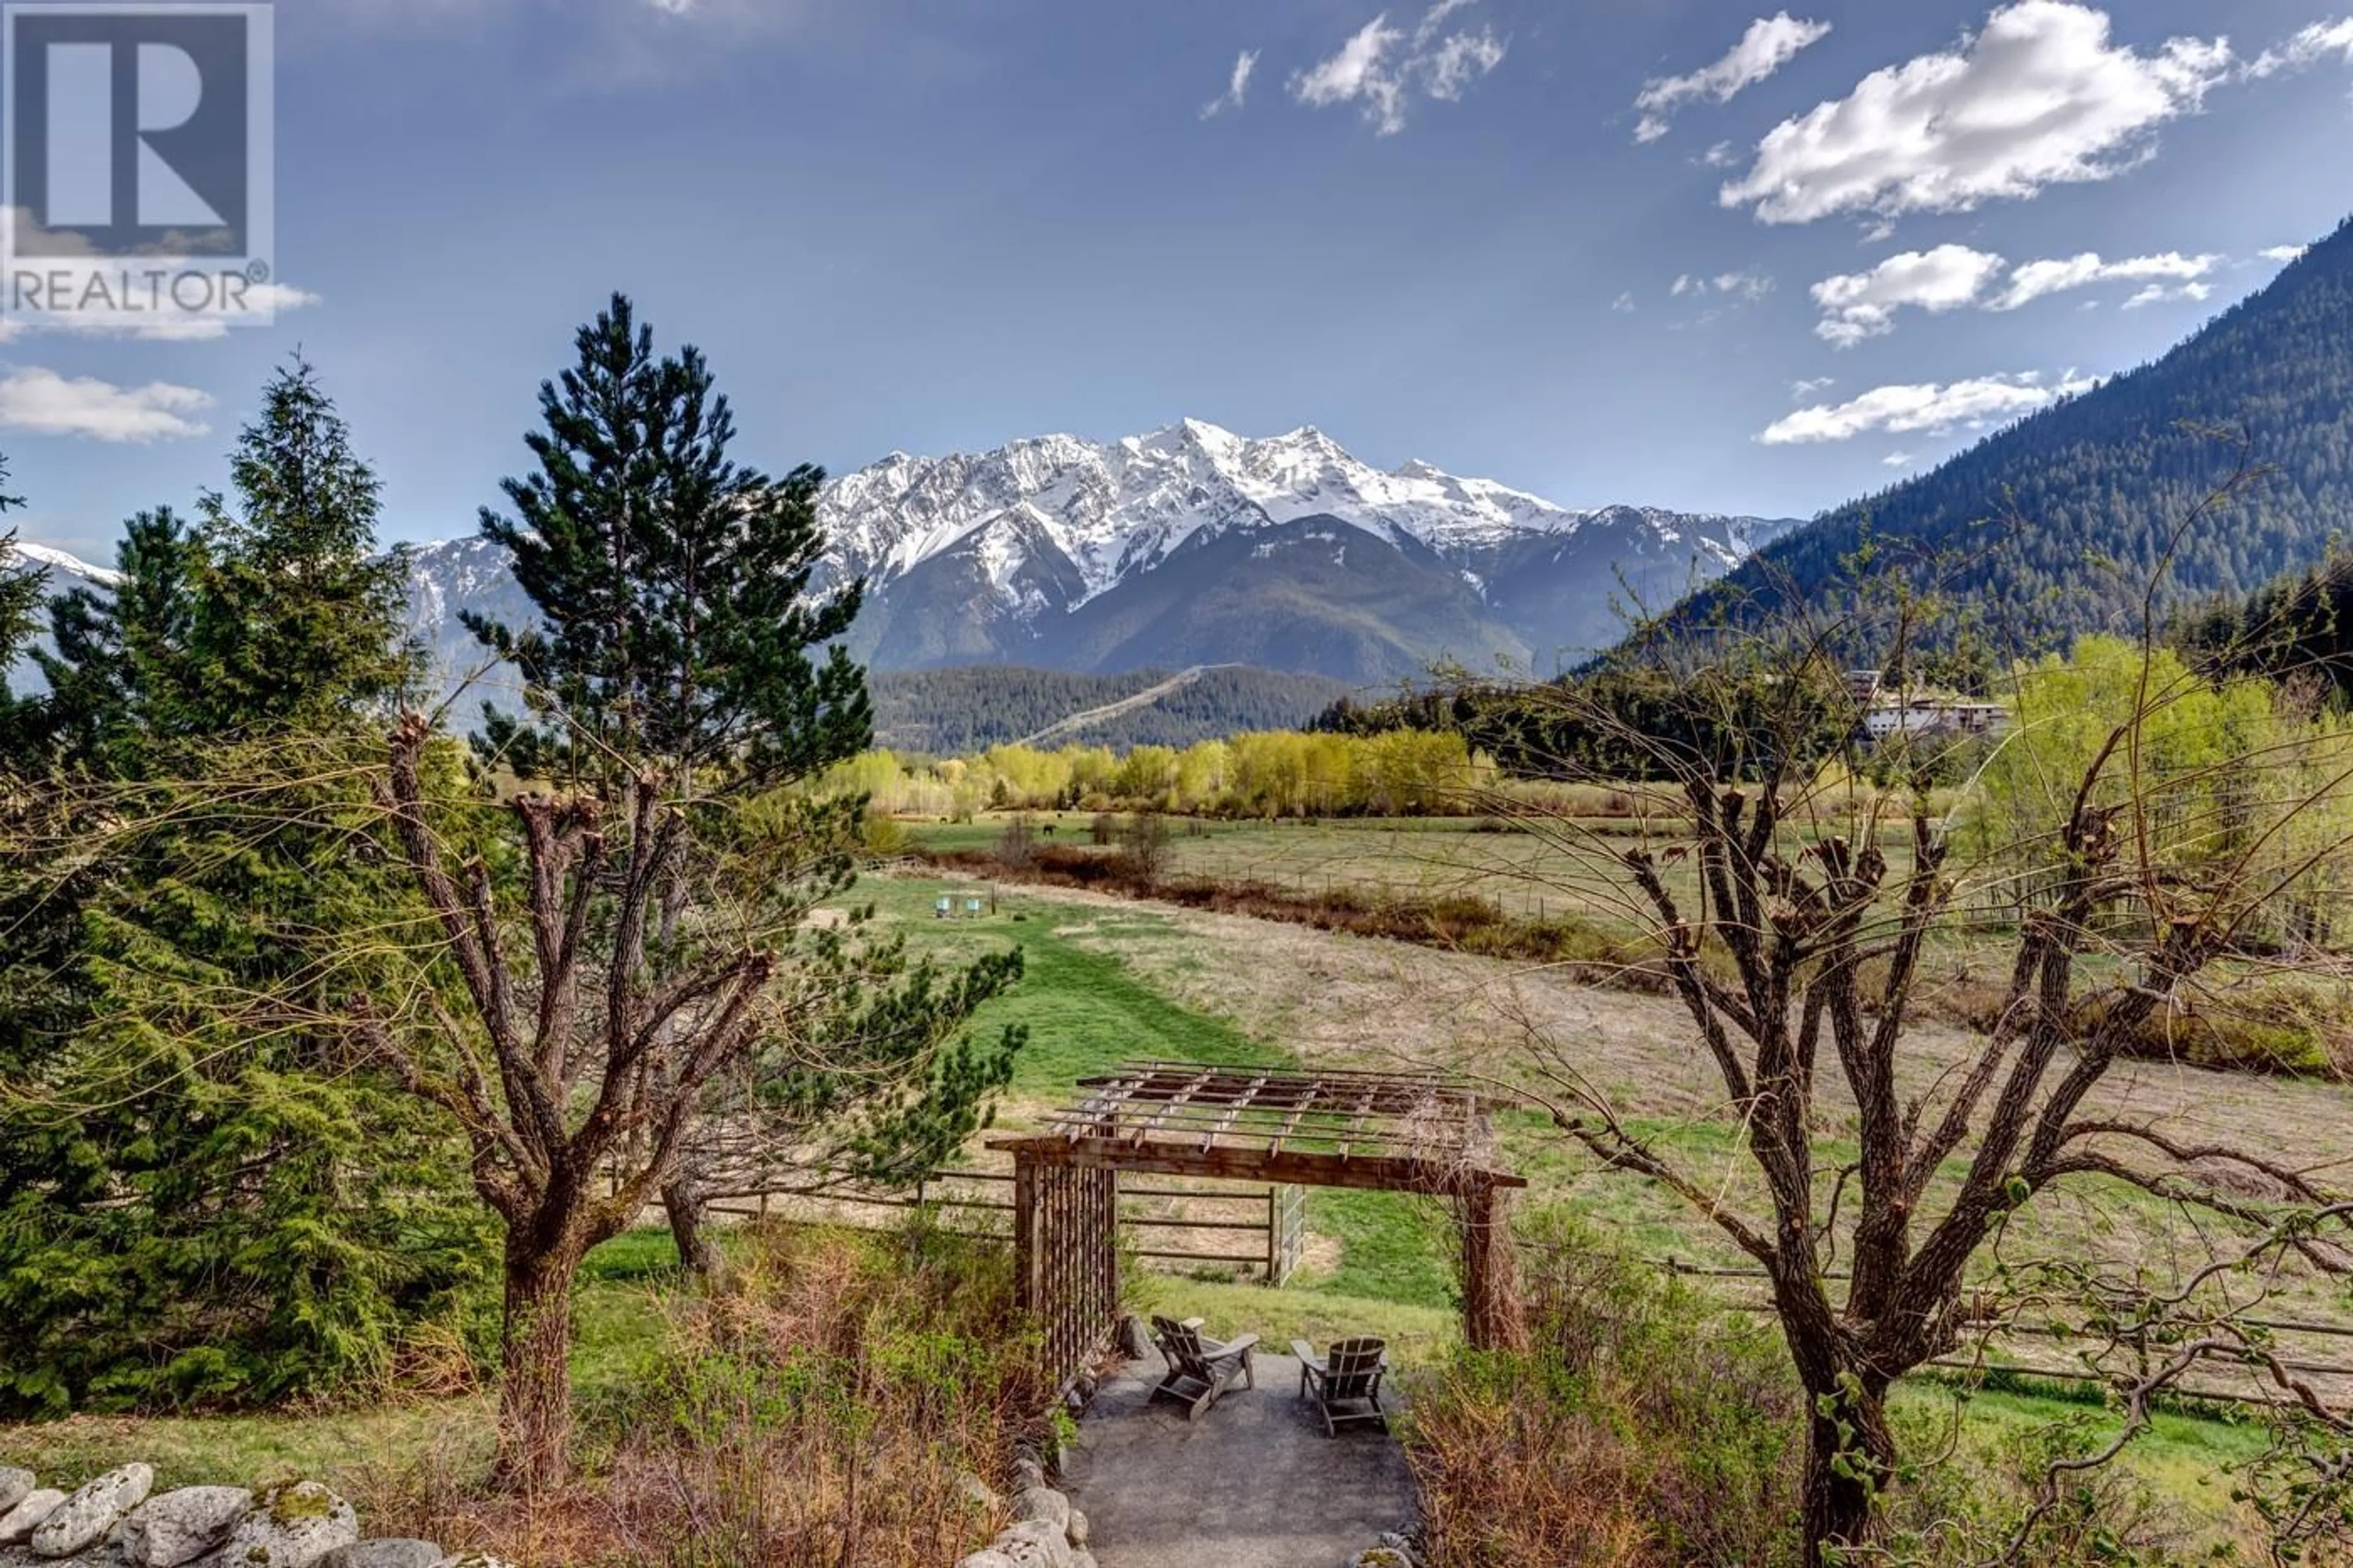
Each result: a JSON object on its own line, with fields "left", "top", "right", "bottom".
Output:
{"left": 1691, "top": 217, "right": 2353, "bottom": 651}
{"left": 870, "top": 664, "right": 1349, "bottom": 754}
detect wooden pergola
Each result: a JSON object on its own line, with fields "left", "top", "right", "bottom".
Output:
{"left": 990, "top": 1061, "right": 1527, "bottom": 1392}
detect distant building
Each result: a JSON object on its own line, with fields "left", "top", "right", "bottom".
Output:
{"left": 1845, "top": 670, "right": 2006, "bottom": 742}
{"left": 1861, "top": 695, "right": 2009, "bottom": 742}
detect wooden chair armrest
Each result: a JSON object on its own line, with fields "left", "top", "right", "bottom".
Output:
{"left": 1289, "top": 1339, "right": 1317, "bottom": 1366}
{"left": 1180, "top": 1317, "right": 1205, "bottom": 1330}
{"left": 1216, "top": 1333, "right": 1259, "bottom": 1359}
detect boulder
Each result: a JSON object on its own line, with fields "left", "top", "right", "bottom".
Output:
{"left": 990, "top": 1520, "right": 1072, "bottom": 1568}
{"left": 0, "top": 1491, "right": 61, "bottom": 1547}
{"left": 952, "top": 1555, "right": 1018, "bottom": 1568}
{"left": 122, "top": 1487, "right": 251, "bottom": 1566}
{"left": 1064, "top": 1507, "right": 1088, "bottom": 1548}
{"left": 954, "top": 1472, "right": 998, "bottom": 1512}
{"left": 1069, "top": 1554, "right": 1097, "bottom": 1568}
{"left": 31, "top": 1464, "right": 152, "bottom": 1558}
{"left": 423, "top": 1556, "right": 520, "bottom": 1568}
{"left": 1008, "top": 1487, "right": 1068, "bottom": 1532}
{"left": 1350, "top": 1552, "right": 1413, "bottom": 1568}
{"left": 316, "top": 1543, "right": 446, "bottom": 1568}
{"left": 1008, "top": 1457, "right": 1046, "bottom": 1492}
{"left": 0, "top": 1472, "right": 33, "bottom": 1517}
{"left": 204, "top": 1482, "right": 356, "bottom": 1567}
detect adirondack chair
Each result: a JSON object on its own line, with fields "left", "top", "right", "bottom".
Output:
{"left": 1290, "top": 1335, "right": 1389, "bottom": 1436}
{"left": 1148, "top": 1314, "right": 1258, "bottom": 1420}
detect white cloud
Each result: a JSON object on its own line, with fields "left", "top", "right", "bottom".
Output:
{"left": 1634, "top": 12, "right": 1831, "bottom": 143}
{"left": 1805, "top": 244, "right": 2220, "bottom": 341}
{"left": 2248, "top": 17, "right": 2353, "bottom": 78}
{"left": 1611, "top": 291, "right": 1637, "bottom": 312}
{"left": 1811, "top": 244, "right": 2008, "bottom": 346}
{"left": 1882, "top": 450, "right": 1915, "bottom": 466}
{"left": 9, "top": 282, "right": 320, "bottom": 343}
{"left": 1702, "top": 140, "right": 1739, "bottom": 167}
{"left": 2262, "top": 244, "right": 2309, "bottom": 263}
{"left": 1758, "top": 369, "right": 2096, "bottom": 444}
{"left": 1990, "top": 249, "right": 2215, "bottom": 309}
{"left": 1290, "top": 0, "right": 1506, "bottom": 135}
{"left": 0, "top": 366, "right": 211, "bottom": 442}
{"left": 1721, "top": 3, "right": 2231, "bottom": 225}
{"left": 1791, "top": 376, "right": 1836, "bottom": 399}
{"left": 1422, "top": 28, "right": 1506, "bottom": 99}
{"left": 1200, "top": 49, "right": 1259, "bottom": 119}
{"left": 1672, "top": 270, "right": 1774, "bottom": 302}
{"left": 2120, "top": 279, "right": 2211, "bottom": 309}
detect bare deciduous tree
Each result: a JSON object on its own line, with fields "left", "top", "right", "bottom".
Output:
{"left": 356, "top": 716, "right": 782, "bottom": 1489}
{"left": 1471, "top": 530, "right": 2353, "bottom": 1559}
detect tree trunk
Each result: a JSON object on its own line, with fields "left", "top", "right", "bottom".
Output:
{"left": 1800, "top": 1375, "right": 1896, "bottom": 1565}
{"left": 662, "top": 1168, "right": 723, "bottom": 1281}
{"left": 495, "top": 1233, "right": 583, "bottom": 1493}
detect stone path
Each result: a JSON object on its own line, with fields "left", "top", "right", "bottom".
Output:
{"left": 1061, "top": 1349, "right": 1414, "bottom": 1568}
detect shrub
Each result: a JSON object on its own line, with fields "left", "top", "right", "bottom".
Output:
{"left": 1408, "top": 1213, "right": 1804, "bottom": 1567}
{"left": 382, "top": 1220, "right": 1045, "bottom": 1567}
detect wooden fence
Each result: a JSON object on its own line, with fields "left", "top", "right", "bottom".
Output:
{"left": 1637, "top": 1253, "right": 2353, "bottom": 1412}
{"left": 707, "top": 1166, "right": 1309, "bottom": 1286}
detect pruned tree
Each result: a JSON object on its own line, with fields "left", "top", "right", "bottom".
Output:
{"left": 344, "top": 295, "right": 1021, "bottom": 1489}
{"left": 1469, "top": 512, "right": 2353, "bottom": 1560}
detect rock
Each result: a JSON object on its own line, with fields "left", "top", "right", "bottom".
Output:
{"left": 1069, "top": 1554, "right": 1097, "bottom": 1568}
{"left": 1009, "top": 1487, "right": 1068, "bottom": 1531}
{"left": 0, "top": 1473, "right": 33, "bottom": 1517}
{"left": 990, "top": 1520, "right": 1072, "bottom": 1568}
{"left": 1008, "top": 1457, "right": 1046, "bottom": 1492}
{"left": 122, "top": 1487, "right": 251, "bottom": 1566}
{"left": 1064, "top": 1507, "right": 1088, "bottom": 1548}
{"left": 952, "top": 1555, "right": 1018, "bottom": 1568}
{"left": 0, "top": 1491, "right": 62, "bottom": 1547}
{"left": 316, "top": 1548, "right": 444, "bottom": 1568}
{"left": 1113, "top": 1314, "right": 1148, "bottom": 1360}
{"left": 954, "top": 1472, "right": 998, "bottom": 1512}
{"left": 1350, "top": 1551, "right": 1413, "bottom": 1568}
{"left": 423, "top": 1556, "right": 519, "bottom": 1568}
{"left": 205, "top": 1482, "right": 356, "bottom": 1567}
{"left": 31, "top": 1464, "right": 153, "bottom": 1558}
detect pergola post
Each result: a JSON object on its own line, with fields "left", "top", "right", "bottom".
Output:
{"left": 1462, "top": 1176, "right": 1520, "bottom": 1352}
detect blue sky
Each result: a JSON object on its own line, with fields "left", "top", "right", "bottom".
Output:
{"left": 10, "top": 0, "right": 2353, "bottom": 559}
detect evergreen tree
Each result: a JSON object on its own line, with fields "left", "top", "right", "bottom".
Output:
{"left": 469, "top": 292, "right": 869, "bottom": 784}
{"left": 0, "top": 363, "right": 490, "bottom": 1416}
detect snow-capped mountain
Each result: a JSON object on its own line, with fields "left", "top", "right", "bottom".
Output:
{"left": 786, "top": 420, "right": 1794, "bottom": 680}
{"left": 18, "top": 422, "right": 1798, "bottom": 691}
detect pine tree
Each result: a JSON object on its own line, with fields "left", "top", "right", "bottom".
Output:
{"left": 469, "top": 292, "right": 869, "bottom": 784}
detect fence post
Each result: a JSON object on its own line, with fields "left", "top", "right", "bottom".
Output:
{"left": 1265, "top": 1186, "right": 1278, "bottom": 1285}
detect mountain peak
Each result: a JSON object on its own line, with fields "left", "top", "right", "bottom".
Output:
{"left": 12, "top": 541, "right": 119, "bottom": 587}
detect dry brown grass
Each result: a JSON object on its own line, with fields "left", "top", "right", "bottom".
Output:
{"left": 361, "top": 1221, "right": 1042, "bottom": 1566}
